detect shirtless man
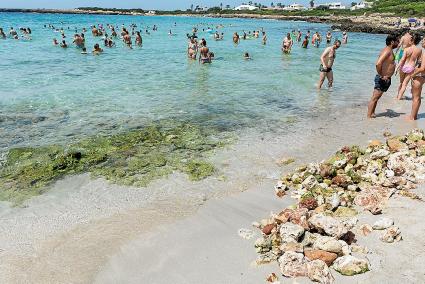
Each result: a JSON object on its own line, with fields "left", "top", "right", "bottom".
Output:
{"left": 73, "top": 34, "right": 84, "bottom": 48}
{"left": 60, "top": 40, "right": 68, "bottom": 48}
{"left": 262, "top": 31, "right": 267, "bottom": 45}
{"left": 123, "top": 33, "right": 132, "bottom": 49}
{"left": 409, "top": 38, "right": 425, "bottom": 120}
{"left": 396, "top": 33, "right": 422, "bottom": 100}
{"left": 233, "top": 32, "right": 240, "bottom": 44}
{"left": 318, "top": 40, "right": 341, "bottom": 89}
{"left": 282, "top": 33, "right": 293, "bottom": 53}
{"left": 367, "top": 34, "right": 400, "bottom": 119}
{"left": 9, "top": 27, "right": 17, "bottom": 37}
{"left": 312, "top": 32, "right": 321, "bottom": 48}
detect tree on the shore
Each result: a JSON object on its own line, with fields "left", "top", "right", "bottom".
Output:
{"left": 351, "top": 2, "right": 357, "bottom": 7}
{"left": 190, "top": 4, "right": 193, "bottom": 11}
{"left": 309, "top": 0, "right": 315, "bottom": 8}
{"left": 220, "top": 3, "right": 223, "bottom": 10}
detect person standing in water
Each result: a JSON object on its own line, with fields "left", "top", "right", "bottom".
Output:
{"left": 233, "top": 32, "right": 240, "bottom": 44}
{"left": 262, "top": 31, "right": 267, "bottom": 45}
{"left": 135, "top": 31, "right": 143, "bottom": 46}
{"left": 342, "top": 31, "right": 348, "bottom": 44}
{"left": 318, "top": 40, "right": 341, "bottom": 89}
{"left": 409, "top": 38, "right": 425, "bottom": 120}
{"left": 367, "top": 34, "right": 400, "bottom": 119}
{"left": 296, "top": 30, "right": 302, "bottom": 42}
{"left": 199, "top": 39, "right": 212, "bottom": 64}
{"left": 0, "top": 28, "right": 6, "bottom": 39}
{"left": 396, "top": 33, "right": 422, "bottom": 100}
{"left": 302, "top": 36, "right": 309, "bottom": 48}
{"left": 282, "top": 33, "right": 293, "bottom": 53}
{"left": 326, "top": 31, "right": 332, "bottom": 44}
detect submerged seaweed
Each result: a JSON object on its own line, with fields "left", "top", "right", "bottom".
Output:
{"left": 0, "top": 121, "right": 228, "bottom": 204}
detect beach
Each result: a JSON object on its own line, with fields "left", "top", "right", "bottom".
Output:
{"left": 0, "top": 13, "right": 425, "bottom": 284}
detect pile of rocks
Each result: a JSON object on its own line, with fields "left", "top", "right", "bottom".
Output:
{"left": 250, "top": 129, "right": 425, "bottom": 284}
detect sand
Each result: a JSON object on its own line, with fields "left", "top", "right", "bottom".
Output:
{"left": 1, "top": 92, "right": 425, "bottom": 283}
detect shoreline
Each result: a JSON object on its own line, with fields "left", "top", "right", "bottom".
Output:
{"left": 1, "top": 84, "right": 424, "bottom": 283}
{"left": 1, "top": 9, "right": 424, "bottom": 35}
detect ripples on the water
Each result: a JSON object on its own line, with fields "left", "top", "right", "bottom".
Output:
{"left": 0, "top": 13, "right": 386, "bottom": 151}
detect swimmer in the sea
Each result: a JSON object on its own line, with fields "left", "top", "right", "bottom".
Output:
{"left": 244, "top": 52, "right": 252, "bottom": 60}
{"left": 92, "top": 43, "right": 103, "bottom": 54}
{"left": 199, "top": 39, "right": 212, "bottom": 64}
{"left": 302, "top": 36, "right": 309, "bottom": 48}
{"left": 262, "top": 31, "right": 267, "bottom": 45}
{"left": 60, "top": 40, "right": 68, "bottom": 48}
{"left": 0, "top": 28, "right": 6, "bottom": 39}
{"left": 135, "top": 31, "right": 143, "bottom": 46}
{"left": 53, "top": 38, "right": 58, "bottom": 45}
{"left": 233, "top": 32, "right": 240, "bottom": 44}
{"left": 81, "top": 47, "right": 88, "bottom": 54}
{"left": 326, "top": 31, "right": 332, "bottom": 44}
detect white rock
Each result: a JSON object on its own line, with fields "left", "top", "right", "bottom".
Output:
{"left": 238, "top": 228, "right": 255, "bottom": 240}
{"left": 278, "top": 252, "right": 308, "bottom": 278}
{"left": 330, "top": 193, "right": 340, "bottom": 210}
{"left": 372, "top": 217, "right": 394, "bottom": 230}
{"left": 302, "top": 175, "right": 318, "bottom": 190}
{"left": 380, "top": 226, "right": 402, "bottom": 243}
{"left": 279, "top": 223, "right": 305, "bottom": 243}
{"left": 332, "top": 255, "right": 369, "bottom": 276}
{"left": 370, "top": 149, "right": 390, "bottom": 159}
{"left": 339, "top": 240, "right": 351, "bottom": 255}
{"left": 313, "top": 236, "right": 343, "bottom": 254}
{"left": 307, "top": 259, "right": 335, "bottom": 284}
{"left": 308, "top": 213, "right": 348, "bottom": 238}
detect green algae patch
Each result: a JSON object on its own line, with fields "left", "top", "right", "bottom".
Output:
{"left": 0, "top": 122, "right": 226, "bottom": 204}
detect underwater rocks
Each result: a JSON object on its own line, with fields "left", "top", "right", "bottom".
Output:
{"left": 0, "top": 122, "right": 224, "bottom": 203}
{"left": 250, "top": 129, "right": 425, "bottom": 283}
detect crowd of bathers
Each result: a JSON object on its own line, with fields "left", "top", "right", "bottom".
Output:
{"left": 0, "top": 27, "right": 32, "bottom": 40}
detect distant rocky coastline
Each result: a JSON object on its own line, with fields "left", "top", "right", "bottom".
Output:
{"left": 1, "top": 8, "right": 424, "bottom": 35}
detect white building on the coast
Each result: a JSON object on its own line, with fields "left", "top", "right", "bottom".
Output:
{"left": 234, "top": 4, "right": 259, "bottom": 11}
{"left": 323, "top": 2, "right": 347, "bottom": 10}
{"left": 350, "top": 1, "right": 373, "bottom": 11}
{"left": 282, "top": 3, "right": 307, "bottom": 11}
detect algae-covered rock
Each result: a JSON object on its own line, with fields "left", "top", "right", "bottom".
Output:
{"left": 0, "top": 122, "right": 224, "bottom": 203}
{"left": 333, "top": 207, "right": 358, "bottom": 218}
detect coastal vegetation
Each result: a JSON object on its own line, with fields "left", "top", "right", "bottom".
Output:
{"left": 0, "top": 121, "right": 226, "bottom": 204}
{"left": 75, "top": 0, "right": 425, "bottom": 17}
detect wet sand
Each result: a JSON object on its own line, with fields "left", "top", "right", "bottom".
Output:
{"left": 1, "top": 91, "right": 425, "bottom": 283}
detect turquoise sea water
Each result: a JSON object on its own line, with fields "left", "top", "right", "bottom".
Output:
{"left": 0, "top": 13, "right": 387, "bottom": 151}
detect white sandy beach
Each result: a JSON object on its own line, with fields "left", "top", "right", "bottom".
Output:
{"left": 1, "top": 92, "right": 425, "bottom": 284}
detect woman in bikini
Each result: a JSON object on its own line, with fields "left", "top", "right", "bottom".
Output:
{"left": 409, "top": 38, "right": 425, "bottom": 120}
{"left": 396, "top": 33, "right": 423, "bottom": 100}
{"left": 199, "top": 39, "right": 211, "bottom": 64}
{"left": 187, "top": 37, "right": 198, "bottom": 60}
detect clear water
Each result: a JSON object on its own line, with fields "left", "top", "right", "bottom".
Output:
{"left": 0, "top": 13, "right": 386, "bottom": 151}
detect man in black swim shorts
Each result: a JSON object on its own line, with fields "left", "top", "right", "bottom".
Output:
{"left": 367, "top": 34, "right": 400, "bottom": 118}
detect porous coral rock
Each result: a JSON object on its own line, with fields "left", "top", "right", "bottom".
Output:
{"left": 380, "top": 226, "right": 402, "bottom": 243}
{"left": 313, "top": 236, "right": 343, "bottom": 254}
{"left": 308, "top": 213, "right": 348, "bottom": 238}
{"left": 332, "top": 255, "right": 369, "bottom": 276}
{"left": 372, "top": 217, "right": 394, "bottom": 230}
{"left": 359, "top": 224, "right": 373, "bottom": 236}
{"left": 279, "top": 222, "right": 305, "bottom": 243}
{"left": 304, "top": 249, "right": 338, "bottom": 266}
{"left": 255, "top": 237, "right": 272, "bottom": 253}
{"left": 307, "top": 259, "right": 335, "bottom": 284}
{"left": 278, "top": 252, "right": 308, "bottom": 278}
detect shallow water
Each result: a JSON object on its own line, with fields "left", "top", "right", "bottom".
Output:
{"left": 0, "top": 13, "right": 385, "bottom": 151}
